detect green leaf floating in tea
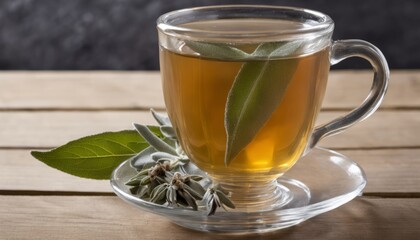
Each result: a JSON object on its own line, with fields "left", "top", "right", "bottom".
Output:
{"left": 186, "top": 41, "right": 250, "bottom": 60}
{"left": 31, "top": 127, "right": 163, "bottom": 179}
{"left": 186, "top": 40, "right": 305, "bottom": 165}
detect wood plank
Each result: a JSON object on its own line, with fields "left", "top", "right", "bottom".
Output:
{"left": 324, "top": 70, "right": 420, "bottom": 109}
{"left": 2, "top": 149, "right": 419, "bottom": 193}
{"left": 316, "top": 110, "right": 420, "bottom": 149}
{"left": 0, "top": 111, "right": 155, "bottom": 148}
{"left": 0, "top": 70, "right": 418, "bottom": 110}
{"left": 0, "top": 196, "right": 419, "bottom": 239}
{"left": 0, "top": 71, "right": 164, "bottom": 110}
{"left": 0, "top": 110, "right": 418, "bottom": 148}
{"left": 0, "top": 150, "right": 110, "bottom": 193}
{"left": 340, "top": 149, "right": 420, "bottom": 193}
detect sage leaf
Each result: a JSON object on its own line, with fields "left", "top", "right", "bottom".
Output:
{"left": 208, "top": 198, "right": 217, "bottom": 216}
{"left": 251, "top": 40, "right": 305, "bottom": 58}
{"left": 130, "top": 146, "right": 156, "bottom": 170}
{"left": 160, "top": 126, "right": 177, "bottom": 138}
{"left": 166, "top": 186, "right": 177, "bottom": 204}
{"left": 125, "top": 178, "right": 142, "bottom": 187}
{"left": 189, "top": 175, "right": 204, "bottom": 182}
{"left": 138, "top": 186, "right": 149, "bottom": 198}
{"left": 150, "top": 183, "right": 168, "bottom": 202}
{"left": 133, "top": 123, "right": 178, "bottom": 155}
{"left": 213, "top": 193, "right": 222, "bottom": 207}
{"left": 128, "top": 168, "right": 149, "bottom": 181}
{"left": 183, "top": 184, "right": 204, "bottom": 200}
{"left": 178, "top": 190, "right": 198, "bottom": 210}
{"left": 129, "top": 186, "right": 140, "bottom": 195}
{"left": 186, "top": 180, "right": 206, "bottom": 196}
{"left": 151, "top": 152, "right": 178, "bottom": 161}
{"left": 31, "top": 129, "right": 160, "bottom": 180}
{"left": 147, "top": 179, "right": 159, "bottom": 194}
{"left": 151, "top": 187, "right": 168, "bottom": 204}
{"left": 224, "top": 42, "right": 303, "bottom": 165}
{"left": 186, "top": 41, "right": 250, "bottom": 60}
{"left": 181, "top": 162, "right": 205, "bottom": 176}
{"left": 151, "top": 109, "right": 172, "bottom": 126}
{"left": 216, "top": 190, "right": 235, "bottom": 209}
{"left": 140, "top": 176, "right": 151, "bottom": 185}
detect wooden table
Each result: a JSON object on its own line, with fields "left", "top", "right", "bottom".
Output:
{"left": 1, "top": 71, "right": 419, "bottom": 239}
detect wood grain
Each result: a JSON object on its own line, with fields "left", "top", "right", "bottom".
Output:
{"left": 0, "top": 150, "right": 110, "bottom": 193}
{"left": 340, "top": 149, "right": 420, "bottom": 193}
{"left": 324, "top": 70, "right": 420, "bottom": 109}
{"left": 0, "top": 71, "right": 164, "bottom": 110}
{"left": 0, "top": 110, "right": 418, "bottom": 148}
{"left": 316, "top": 110, "right": 420, "bottom": 149}
{"left": 2, "top": 149, "right": 419, "bottom": 193}
{"left": 0, "top": 70, "right": 419, "bottom": 110}
{"left": 0, "top": 111, "right": 155, "bottom": 148}
{"left": 0, "top": 196, "right": 419, "bottom": 240}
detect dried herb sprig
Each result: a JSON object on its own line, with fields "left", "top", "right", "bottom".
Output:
{"left": 202, "top": 184, "right": 236, "bottom": 215}
{"left": 125, "top": 109, "right": 235, "bottom": 215}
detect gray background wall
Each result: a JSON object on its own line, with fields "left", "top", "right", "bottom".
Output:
{"left": 0, "top": 0, "right": 417, "bottom": 70}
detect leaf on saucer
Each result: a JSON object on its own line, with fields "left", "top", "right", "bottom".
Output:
{"left": 151, "top": 109, "right": 172, "bottom": 126}
{"left": 130, "top": 146, "right": 156, "bottom": 170}
{"left": 133, "top": 123, "right": 178, "bottom": 155}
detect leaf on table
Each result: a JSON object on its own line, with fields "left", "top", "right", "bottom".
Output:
{"left": 31, "top": 127, "right": 162, "bottom": 180}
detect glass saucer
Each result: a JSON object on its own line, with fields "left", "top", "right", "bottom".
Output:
{"left": 110, "top": 147, "right": 366, "bottom": 234}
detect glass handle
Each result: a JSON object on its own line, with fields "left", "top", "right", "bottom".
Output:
{"left": 308, "top": 40, "right": 390, "bottom": 150}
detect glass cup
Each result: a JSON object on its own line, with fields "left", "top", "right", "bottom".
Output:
{"left": 157, "top": 5, "right": 389, "bottom": 211}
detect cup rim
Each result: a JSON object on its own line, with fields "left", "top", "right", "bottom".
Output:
{"left": 157, "top": 5, "right": 334, "bottom": 41}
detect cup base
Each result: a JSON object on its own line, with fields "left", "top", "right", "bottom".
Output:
{"left": 215, "top": 179, "right": 304, "bottom": 212}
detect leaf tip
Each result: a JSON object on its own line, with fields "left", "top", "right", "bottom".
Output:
{"left": 224, "top": 147, "right": 235, "bottom": 167}
{"left": 224, "top": 134, "right": 243, "bottom": 167}
{"left": 133, "top": 123, "right": 146, "bottom": 132}
{"left": 150, "top": 108, "right": 157, "bottom": 118}
{"left": 30, "top": 150, "right": 44, "bottom": 160}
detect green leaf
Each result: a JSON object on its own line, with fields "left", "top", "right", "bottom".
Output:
{"left": 160, "top": 126, "right": 177, "bottom": 138}
{"left": 166, "top": 186, "right": 177, "bottom": 204}
{"left": 151, "top": 152, "right": 178, "bottom": 161}
{"left": 178, "top": 190, "right": 198, "bottom": 210}
{"left": 183, "top": 184, "right": 204, "bottom": 200}
{"left": 224, "top": 42, "right": 303, "bottom": 165}
{"left": 31, "top": 128, "right": 162, "bottom": 180}
{"left": 130, "top": 146, "right": 156, "bottom": 170}
{"left": 186, "top": 180, "right": 206, "bottom": 196}
{"left": 133, "top": 123, "right": 178, "bottom": 155}
{"left": 151, "top": 109, "right": 171, "bottom": 126}
{"left": 251, "top": 41, "right": 305, "bottom": 58}
{"left": 185, "top": 40, "right": 306, "bottom": 165}
{"left": 216, "top": 190, "right": 235, "bottom": 209}
{"left": 186, "top": 41, "right": 250, "bottom": 60}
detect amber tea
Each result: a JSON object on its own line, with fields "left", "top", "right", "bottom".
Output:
{"left": 160, "top": 25, "right": 330, "bottom": 182}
